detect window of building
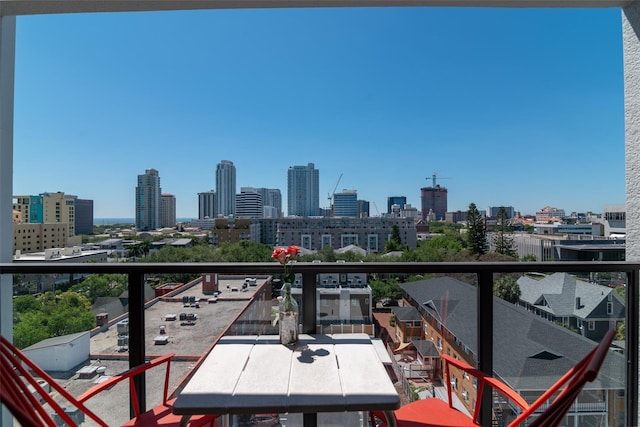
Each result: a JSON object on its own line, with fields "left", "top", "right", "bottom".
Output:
{"left": 607, "top": 302, "right": 613, "bottom": 315}
{"left": 588, "top": 320, "right": 595, "bottom": 331}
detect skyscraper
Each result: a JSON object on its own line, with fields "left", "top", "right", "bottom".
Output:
{"left": 420, "top": 185, "right": 447, "bottom": 220}
{"left": 161, "top": 193, "right": 177, "bottom": 228}
{"left": 387, "top": 196, "right": 407, "bottom": 214}
{"left": 73, "top": 197, "right": 94, "bottom": 235}
{"left": 256, "top": 188, "right": 282, "bottom": 218}
{"left": 236, "top": 187, "right": 263, "bottom": 218}
{"left": 287, "top": 163, "right": 319, "bottom": 217}
{"left": 216, "top": 160, "right": 236, "bottom": 216}
{"left": 136, "top": 168, "right": 161, "bottom": 231}
{"left": 333, "top": 190, "right": 358, "bottom": 217}
{"left": 198, "top": 190, "right": 216, "bottom": 219}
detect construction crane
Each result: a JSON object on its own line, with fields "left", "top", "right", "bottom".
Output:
{"left": 327, "top": 173, "right": 343, "bottom": 208}
{"left": 372, "top": 201, "right": 380, "bottom": 217}
{"left": 426, "top": 173, "right": 452, "bottom": 187}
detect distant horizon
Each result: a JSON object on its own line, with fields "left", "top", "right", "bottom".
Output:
{"left": 93, "top": 217, "right": 195, "bottom": 226}
{"left": 92, "top": 205, "right": 615, "bottom": 227}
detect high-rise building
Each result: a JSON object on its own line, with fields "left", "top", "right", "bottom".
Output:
{"left": 136, "top": 168, "right": 161, "bottom": 231}
{"left": 486, "top": 206, "right": 515, "bottom": 219}
{"left": 198, "top": 190, "right": 216, "bottom": 219}
{"left": 73, "top": 197, "right": 94, "bottom": 235}
{"left": 13, "top": 192, "right": 77, "bottom": 236}
{"left": 216, "top": 160, "right": 236, "bottom": 216}
{"left": 236, "top": 187, "right": 263, "bottom": 218}
{"left": 256, "top": 188, "right": 282, "bottom": 218}
{"left": 333, "top": 190, "right": 359, "bottom": 217}
{"left": 161, "top": 193, "right": 177, "bottom": 228}
{"left": 387, "top": 196, "right": 407, "bottom": 214}
{"left": 287, "top": 163, "right": 319, "bottom": 217}
{"left": 420, "top": 185, "right": 447, "bottom": 220}
{"left": 358, "top": 200, "right": 370, "bottom": 218}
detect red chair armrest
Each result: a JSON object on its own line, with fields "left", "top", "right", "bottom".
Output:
{"left": 77, "top": 353, "right": 175, "bottom": 418}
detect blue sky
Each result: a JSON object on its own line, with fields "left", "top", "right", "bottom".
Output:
{"left": 12, "top": 6, "right": 625, "bottom": 218}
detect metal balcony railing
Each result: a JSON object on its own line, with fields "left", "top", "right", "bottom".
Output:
{"left": 1, "top": 260, "right": 638, "bottom": 426}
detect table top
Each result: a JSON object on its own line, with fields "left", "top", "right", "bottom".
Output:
{"left": 172, "top": 333, "right": 400, "bottom": 416}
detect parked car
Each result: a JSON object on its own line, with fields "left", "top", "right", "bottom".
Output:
{"left": 381, "top": 298, "right": 399, "bottom": 307}
{"left": 249, "top": 413, "right": 280, "bottom": 426}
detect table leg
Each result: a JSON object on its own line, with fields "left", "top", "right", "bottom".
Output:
{"left": 179, "top": 415, "right": 191, "bottom": 427}
{"left": 303, "top": 412, "right": 317, "bottom": 426}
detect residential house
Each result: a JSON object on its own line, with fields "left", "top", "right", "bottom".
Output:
{"left": 400, "top": 277, "right": 625, "bottom": 426}
{"left": 516, "top": 272, "right": 625, "bottom": 341}
{"left": 391, "top": 306, "right": 423, "bottom": 347}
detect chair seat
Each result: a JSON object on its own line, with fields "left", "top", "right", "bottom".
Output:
{"left": 394, "top": 397, "right": 478, "bottom": 427}
{"left": 122, "top": 398, "right": 218, "bottom": 427}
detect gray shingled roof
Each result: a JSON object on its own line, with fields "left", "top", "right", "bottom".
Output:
{"left": 517, "top": 273, "right": 618, "bottom": 318}
{"left": 400, "top": 277, "right": 624, "bottom": 392}
{"left": 412, "top": 339, "right": 439, "bottom": 357}
{"left": 392, "top": 306, "right": 422, "bottom": 322}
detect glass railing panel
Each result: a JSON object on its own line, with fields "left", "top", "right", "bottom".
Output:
{"left": 3, "top": 262, "right": 636, "bottom": 426}
{"left": 491, "top": 269, "right": 627, "bottom": 427}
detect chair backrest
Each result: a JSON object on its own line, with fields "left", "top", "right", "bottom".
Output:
{"left": 1, "top": 334, "right": 177, "bottom": 426}
{"left": 440, "top": 354, "right": 532, "bottom": 425}
{"left": 439, "top": 329, "right": 615, "bottom": 427}
{"left": 0, "top": 334, "right": 107, "bottom": 427}
{"left": 510, "top": 329, "right": 616, "bottom": 427}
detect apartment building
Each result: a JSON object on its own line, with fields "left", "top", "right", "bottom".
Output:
{"left": 161, "top": 193, "right": 177, "bottom": 228}
{"left": 289, "top": 272, "right": 373, "bottom": 334}
{"left": 287, "top": 163, "right": 320, "bottom": 217}
{"left": 216, "top": 160, "right": 236, "bottom": 216}
{"left": 272, "top": 216, "right": 417, "bottom": 252}
{"left": 135, "top": 168, "right": 161, "bottom": 231}
{"left": 13, "top": 192, "right": 76, "bottom": 236}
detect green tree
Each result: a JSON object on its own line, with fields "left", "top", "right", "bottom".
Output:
{"left": 493, "top": 276, "right": 521, "bottom": 303}
{"left": 391, "top": 225, "right": 403, "bottom": 246}
{"left": 369, "top": 278, "right": 402, "bottom": 304}
{"left": 384, "top": 238, "right": 403, "bottom": 253}
{"left": 617, "top": 321, "right": 625, "bottom": 341}
{"left": 409, "top": 235, "right": 464, "bottom": 262}
{"left": 13, "top": 291, "right": 95, "bottom": 348}
{"left": 315, "top": 247, "right": 337, "bottom": 262}
{"left": 467, "top": 203, "right": 487, "bottom": 256}
{"left": 70, "top": 274, "right": 128, "bottom": 303}
{"left": 493, "top": 206, "right": 517, "bottom": 258}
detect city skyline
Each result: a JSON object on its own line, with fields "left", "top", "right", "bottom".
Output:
{"left": 12, "top": 8, "right": 625, "bottom": 217}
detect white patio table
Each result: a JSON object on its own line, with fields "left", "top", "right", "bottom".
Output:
{"left": 172, "top": 333, "right": 399, "bottom": 427}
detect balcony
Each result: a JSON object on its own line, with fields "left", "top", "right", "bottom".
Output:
{"left": 0, "top": 260, "right": 637, "bottom": 426}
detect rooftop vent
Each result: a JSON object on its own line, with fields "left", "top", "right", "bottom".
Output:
{"left": 530, "top": 350, "right": 563, "bottom": 361}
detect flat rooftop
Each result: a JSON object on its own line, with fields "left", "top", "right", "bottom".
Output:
{"left": 54, "top": 277, "right": 270, "bottom": 426}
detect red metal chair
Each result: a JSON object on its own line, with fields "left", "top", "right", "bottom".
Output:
{"left": 370, "top": 329, "right": 616, "bottom": 427}
{"left": 0, "top": 335, "right": 218, "bottom": 427}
